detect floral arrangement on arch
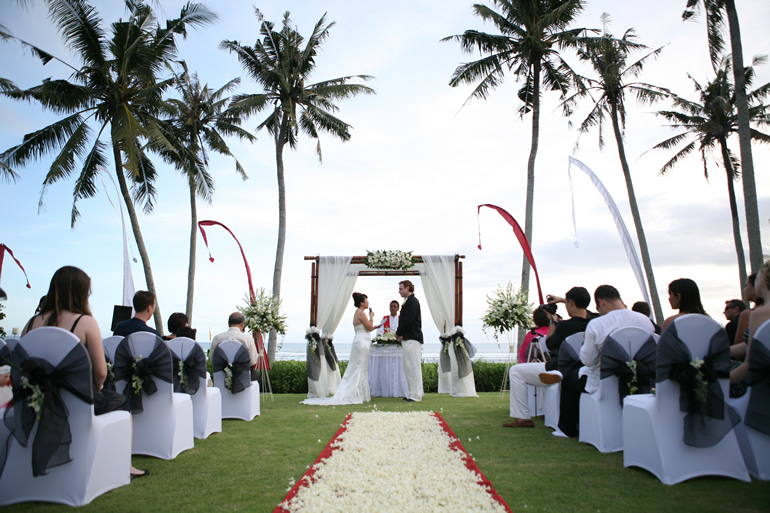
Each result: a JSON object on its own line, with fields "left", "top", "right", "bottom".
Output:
{"left": 481, "top": 282, "right": 532, "bottom": 342}
{"left": 364, "top": 250, "right": 415, "bottom": 271}
{"left": 305, "top": 327, "right": 322, "bottom": 364}
{"left": 238, "top": 288, "right": 287, "bottom": 336}
{"left": 372, "top": 331, "right": 400, "bottom": 346}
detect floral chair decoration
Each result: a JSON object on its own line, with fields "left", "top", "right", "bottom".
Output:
{"left": 600, "top": 331, "right": 657, "bottom": 404}
{"left": 211, "top": 343, "right": 251, "bottom": 394}
{"left": 113, "top": 334, "right": 172, "bottom": 413}
{"left": 170, "top": 340, "right": 207, "bottom": 395}
{"left": 439, "top": 327, "right": 477, "bottom": 380}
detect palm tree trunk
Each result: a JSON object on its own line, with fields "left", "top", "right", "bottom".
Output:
{"left": 719, "top": 137, "right": 748, "bottom": 297}
{"left": 268, "top": 113, "right": 290, "bottom": 365}
{"left": 111, "top": 143, "right": 164, "bottom": 335}
{"left": 185, "top": 174, "right": 197, "bottom": 322}
{"left": 518, "top": 60, "right": 541, "bottom": 343}
{"left": 609, "top": 105, "right": 664, "bottom": 325}
{"left": 724, "top": 0, "right": 762, "bottom": 273}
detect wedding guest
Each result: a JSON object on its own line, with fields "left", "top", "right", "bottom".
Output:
{"left": 113, "top": 291, "right": 161, "bottom": 337}
{"left": 723, "top": 299, "right": 747, "bottom": 344}
{"left": 211, "top": 312, "right": 259, "bottom": 367}
{"left": 518, "top": 307, "right": 552, "bottom": 364}
{"left": 21, "top": 266, "right": 148, "bottom": 478}
{"left": 731, "top": 260, "right": 770, "bottom": 384}
{"left": 580, "top": 285, "right": 655, "bottom": 396}
{"left": 732, "top": 271, "right": 764, "bottom": 350}
{"left": 631, "top": 301, "right": 661, "bottom": 334}
{"left": 176, "top": 326, "right": 197, "bottom": 340}
{"left": 661, "top": 278, "right": 708, "bottom": 332}
{"left": 376, "top": 301, "right": 400, "bottom": 335}
{"left": 163, "top": 312, "right": 189, "bottom": 340}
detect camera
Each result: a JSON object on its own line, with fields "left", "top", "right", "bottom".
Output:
{"left": 538, "top": 302, "right": 558, "bottom": 315}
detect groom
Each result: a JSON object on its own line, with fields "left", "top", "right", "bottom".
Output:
{"left": 396, "top": 280, "right": 424, "bottom": 402}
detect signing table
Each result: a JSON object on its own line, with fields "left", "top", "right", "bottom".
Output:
{"left": 368, "top": 345, "right": 409, "bottom": 398}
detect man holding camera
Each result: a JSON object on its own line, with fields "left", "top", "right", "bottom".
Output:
{"left": 504, "top": 287, "right": 593, "bottom": 429}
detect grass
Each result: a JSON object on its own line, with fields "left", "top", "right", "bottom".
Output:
{"left": 5, "top": 393, "right": 769, "bottom": 512}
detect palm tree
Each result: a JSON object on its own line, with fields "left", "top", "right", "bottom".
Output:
{"left": 560, "top": 19, "right": 670, "bottom": 324}
{"left": 683, "top": 0, "right": 763, "bottom": 272}
{"left": 221, "top": 10, "right": 375, "bottom": 363}
{"left": 0, "top": 0, "right": 216, "bottom": 333}
{"left": 158, "top": 62, "right": 255, "bottom": 323}
{"left": 649, "top": 56, "right": 770, "bottom": 296}
{"left": 442, "top": 0, "right": 585, "bottom": 314}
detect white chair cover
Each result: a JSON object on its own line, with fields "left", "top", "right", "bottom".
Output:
{"left": 213, "top": 340, "right": 260, "bottom": 420}
{"left": 113, "top": 332, "right": 194, "bottom": 459}
{"left": 102, "top": 335, "right": 123, "bottom": 362}
{"left": 623, "top": 314, "right": 750, "bottom": 484}
{"left": 730, "top": 319, "right": 770, "bottom": 480}
{"left": 580, "top": 327, "right": 657, "bottom": 453}
{"left": 0, "top": 328, "right": 131, "bottom": 506}
{"left": 167, "top": 338, "right": 222, "bottom": 439}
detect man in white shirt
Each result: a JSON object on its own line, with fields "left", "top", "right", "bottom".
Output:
{"left": 211, "top": 312, "right": 259, "bottom": 368}
{"left": 377, "top": 300, "right": 400, "bottom": 335}
{"left": 579, "top": 285, "right": 656, "bottom": 394}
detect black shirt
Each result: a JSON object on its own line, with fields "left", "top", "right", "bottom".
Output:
{"left": 544, "top": 315, "right": 593, "bottom": 370}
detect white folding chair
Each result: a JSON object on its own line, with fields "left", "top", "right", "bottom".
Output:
{"left": 113, "top": 332, "right": 194, "bottom": 459}
{"left": 213, "top": 340, "right": 260, "bottom": 420}
{"left": 0, "top": 327, "right": 131, "bottom": 506}
{"left": 543, "top": 333, "right": 585, "bottom": 430}
{"left": 102, "top": 335, "right": 122, "bottom": 363}
{"left": 623, "top": 314, "right": 750, "bottom": 484}
{"left": 730, "top": 319, "right": 770, "bottom": 480}
{"left": 167, "top": 337, "right": 222, "bottom": 439}
{"left": 579, "top": 327, "right": 657, "bottom": 452}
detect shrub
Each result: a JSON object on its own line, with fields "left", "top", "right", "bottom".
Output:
{"left": 472, "top": 360, "right": 507, "bottom": 392}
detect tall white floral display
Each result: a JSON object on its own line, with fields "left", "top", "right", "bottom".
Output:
{"left": 481, "top": 283, "right": 533, "bottom": 393}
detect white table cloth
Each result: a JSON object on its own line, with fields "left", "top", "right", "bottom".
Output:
{"left": 368, "top": 345, "right": 409, "bottom": 398}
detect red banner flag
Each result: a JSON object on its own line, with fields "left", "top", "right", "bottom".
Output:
{"left": 477, "top": 204, "right": 544, "bottom": 305}
{"left": 0, "top": 244, "right": 31, "bottom": 289}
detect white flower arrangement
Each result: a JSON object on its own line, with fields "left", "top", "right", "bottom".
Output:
{"left": 481, "top": 282, "right": 533, "bottom": 342}
{"left": 363, "top": 250, "right": 415, "bottom": 271}
{"left": 452, "top": 326, "right": 470, "bottom": 359}
{"left": 238, "top": 288, "right": 288, "bottom": 336}
{"left": 131, "top": 354, "right": 144, "bottom": 396}
{"left": 106, "top": 360, "right": 114, "bottom": 384}
{"left": 305, "top": 327, "right": 321, "bottom": 364}
{"left": 691, "top": 357, "right": 708, "bottom": 405}
{"left": 626, "top": 360, "right": 639, "bottom": 395}
{"left": 20, "top": 375, "right": 44, "bottom": 422}
{"left": 280, "top": 411, "right": 507, "bottom": 512}
{"left": 372, "top": 331, "right": 400, "bottom": 346}
{"left": 178, "top": 360, "right": 187, "bottom": 391}
{"left": 224, "top": 365, "right": 233, "bottom": 392}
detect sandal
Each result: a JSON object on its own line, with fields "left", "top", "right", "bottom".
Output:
{"left": 131, "top": 469, "right": 150, "bottom": 480}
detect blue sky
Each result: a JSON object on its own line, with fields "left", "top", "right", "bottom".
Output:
{"left": 1, "top": 0, "right": 768, "bottom": 349}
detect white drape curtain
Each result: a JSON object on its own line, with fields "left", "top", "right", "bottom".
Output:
{"left": 317, "top": 256, "right": 358, "bottom": 337}
{"left": 419, "top": 256, "right": 455, "bottom": 394}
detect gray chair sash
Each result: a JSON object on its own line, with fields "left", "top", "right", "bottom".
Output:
{"left": 439, "top": 334, "right": 452, "bottom": 374}
{"left": 600, "top": 335, "right": 657, "bottom": 404}
{"left": 305, "top": 331, "right": 324, "bottom": 381}
{"left": 323, "top": 337, "right": 338, "bottom": 371}
{"left": 558, "top": 339, "right": 582, "bottom": 380}
{"left": 453, "top": 335, "right": 476, "bottom": 379}
{"left": 745, "top": 340, "right": 770, "bottom": 435}
{"left": 657, "top": 322, "right": 740, "bottom": 448}
{"left": 1, "top": 344, "right": 92, "bottom": 477}
{"left": 171, "top": 344, "right": 206, "bottom": 395}
{"left": 113, "top": 335, "right": 172, "bottom": 413}
{"left": 212, "top": 344, "right": 251, "bottom": 394}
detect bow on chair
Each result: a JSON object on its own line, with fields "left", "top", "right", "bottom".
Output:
{"left": 323, "top": 337, "right": 338, "bottom": 371}
{"left": 305, "top": 331, "right": 324, "bottom": 381}
{"left": 0, "top": 344, "right": 92, "bottom": 477}
{"left": 102, "top": 355, "right": 116, "bottom": 392}
{"left": 113, "top": 335, "right": 172, "bottom": 414}
{"left": 558, "top": 340, "right": 582, "bottom": 380}
{"left": 171, "top": 343, "right": 206, "bottom": 395}
{"left": 212, "top": 344, "right": 251, "bottom": 394}
{"left": 601, "top": 335, "right": 657, "bottom": 404}
{"left": 745, "top": 341, "right": 770, "bottom": 435}
{"left": 657, "top": 323, "right": 739, "bottom": 448}
{"left": 439, "top": 334, "right": 452, "bottom": 374}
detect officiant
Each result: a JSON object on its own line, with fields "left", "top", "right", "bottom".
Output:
{"left": 377, "top": 300, "right": 400, "bottom": 335}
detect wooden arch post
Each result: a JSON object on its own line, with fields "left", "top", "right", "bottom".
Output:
{"left": 304, "top": 255, "right": 464, "bottom": 327}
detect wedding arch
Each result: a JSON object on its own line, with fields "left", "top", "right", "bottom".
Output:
{"left": 303, "top": 254, "right": 465, "bottom": 330}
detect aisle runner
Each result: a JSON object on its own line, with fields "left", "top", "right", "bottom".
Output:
{"left": 276, "top": 411, "right": 511, "bottom": 512}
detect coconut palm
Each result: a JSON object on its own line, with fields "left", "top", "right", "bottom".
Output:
{"left": 442, "top": 0, "right": 585, "bottom": 312}
{"left": 158, "top": 62, "right": 255, "bottom": 323}
{"left": 221, "top": 11, "right": 375, "bottom": 363}
{"left": 649, "top": 56, "right": 770, "bottom": 295}
{"left": 560, "top": 19, "right": 670, "bottom": 324}
{"left": 683, "top": 0, "right": 763, "bottom": 272}
{"left": 0, "top": 0, "right": 216, "bottom": 333}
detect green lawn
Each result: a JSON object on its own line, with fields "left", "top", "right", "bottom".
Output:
{"left": 5, "top": 393, "right": 769, "bottom": 512}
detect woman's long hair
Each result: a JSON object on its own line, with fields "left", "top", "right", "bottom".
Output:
{"left": 39, "top": 266, "right": 93, "bottom": 326}
{"left": 669, "top": 278, "right": 707, "bottom": 315}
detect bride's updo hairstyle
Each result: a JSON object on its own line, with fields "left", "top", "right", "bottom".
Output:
{"left": 352, "top": 292, "right": 367, "bottom": 307}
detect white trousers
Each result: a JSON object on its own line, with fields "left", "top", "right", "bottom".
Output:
{"left": 401, "top": 340, "right": 424, "bottom": 401}
{"left": 509, "top": 362, "right": 561, "bottom": 419}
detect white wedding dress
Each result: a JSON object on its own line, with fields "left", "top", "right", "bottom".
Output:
{"left": 302, "top": 323, "right": 372, "bottom": 405}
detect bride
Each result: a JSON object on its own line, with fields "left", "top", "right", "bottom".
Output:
{"left": 302, "top": 292, "right": 378, "bottom": 405}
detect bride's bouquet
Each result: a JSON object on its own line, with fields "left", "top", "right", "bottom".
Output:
{"left": 481, "top": 282, "right": 532, "bottom": 343}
